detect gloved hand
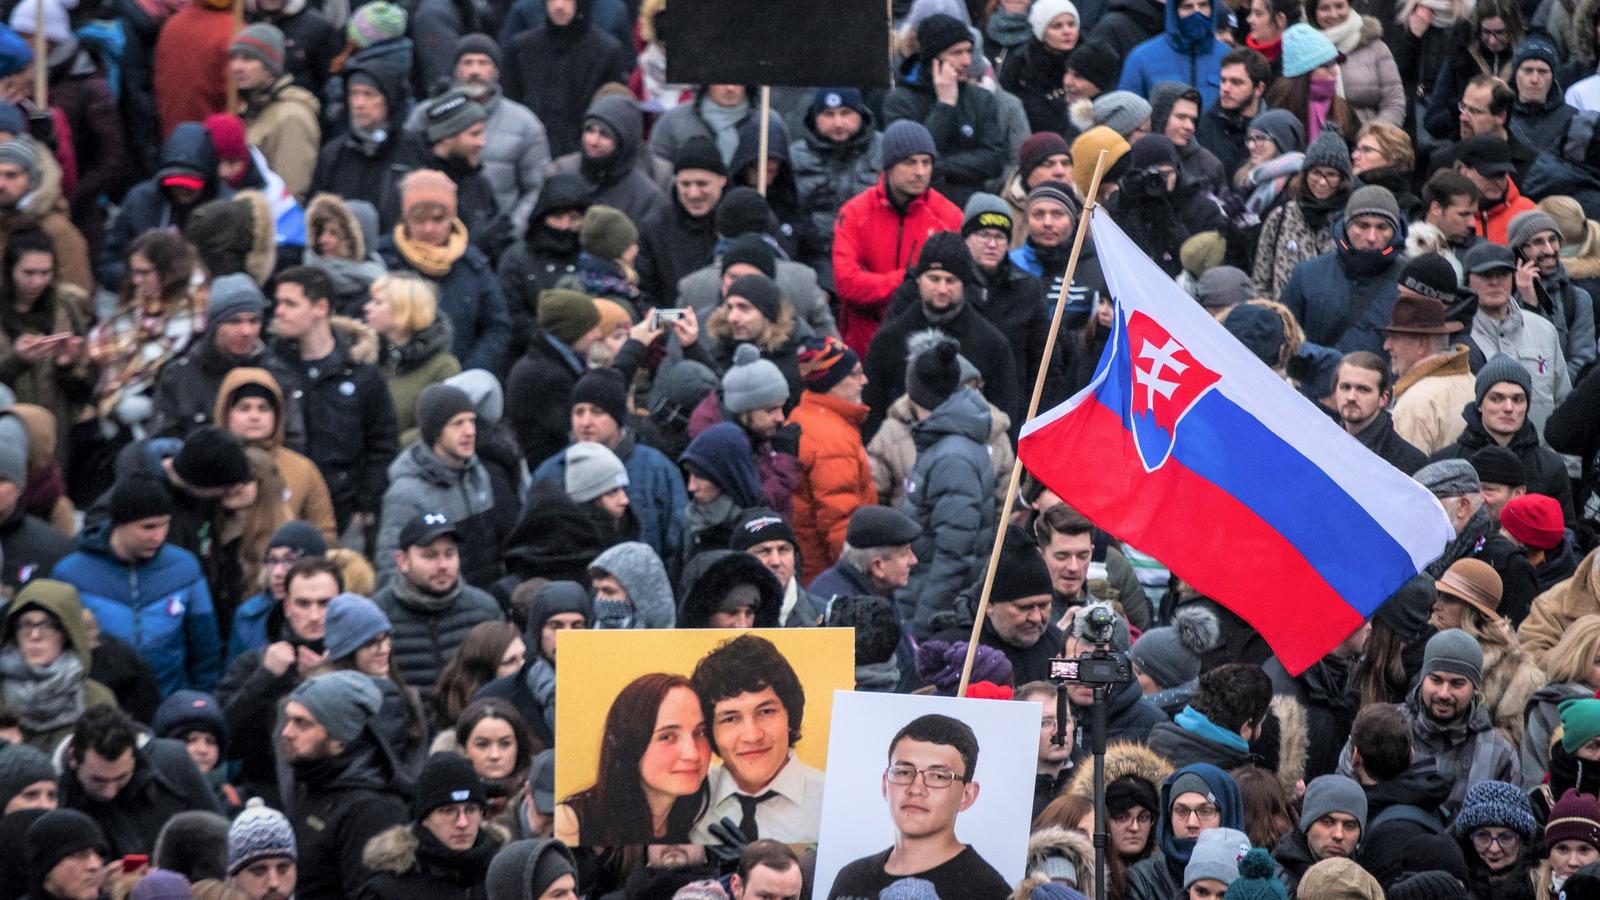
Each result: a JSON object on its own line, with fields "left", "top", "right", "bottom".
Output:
{"left": 770, "top": 422, "right": 801, "bottom": 456}
{"left": 704, "top": 816, "right": 749, "bottom": 868}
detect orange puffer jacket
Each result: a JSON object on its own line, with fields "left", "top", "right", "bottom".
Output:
{"left": 787, "top": 391, "right": 876, "bottom": 575}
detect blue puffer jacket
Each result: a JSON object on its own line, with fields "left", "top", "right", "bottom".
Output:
{"left": 1278, "top": 216, "right": 1407, "bottom": 359}
{"left": 51, "top": 523, "right": 221, "bottom": 696}
{"left": 1116, "top": 0, "right": 1228, "bottom": 108}
{"left": 529, "top": 430, "right": 687, "bottom": 562}
{"left": 226, "top": 591, "right": 274, "bottom": 667}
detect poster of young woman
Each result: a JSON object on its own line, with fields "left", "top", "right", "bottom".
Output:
{"left": 553, "top": 627, "right": 854, "bottom": 848}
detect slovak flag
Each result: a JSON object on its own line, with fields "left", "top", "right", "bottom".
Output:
{"left": 1018, "top": 212, "right": 1452, "bottom": 675}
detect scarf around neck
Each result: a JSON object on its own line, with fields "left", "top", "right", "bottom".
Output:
{"left": 1321, "top": 11, "right": 1364, "bottom": 53}
{"left": 986, "top": 10, "right": 1033, "bottom": 48}
{"left": 0, "top": 645, "right": 85, "bottom": 733}
{"left": 1247, "top": 33, "right": 1282, "bottom": 61}
{"left": 393, "top": 220, "right": 469, "bottom": 277}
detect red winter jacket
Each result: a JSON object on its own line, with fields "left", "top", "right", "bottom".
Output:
{"left": 831, "top": 178, "right": 961, "bottom": 358}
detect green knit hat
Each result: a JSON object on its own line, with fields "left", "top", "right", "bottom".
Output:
{"left": 1560, "top": 698, "right": 1600, "bottom": 752}
{"left": 537, "top": 289, "right": 601, "bottom": 346}
{"left": 578, "top": 205, "right": 638, "bottom": 262}
{"left": 1223, "top": 849, "right": 1288, "bottom": 900}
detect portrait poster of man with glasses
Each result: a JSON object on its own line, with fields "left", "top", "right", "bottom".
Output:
{"left": 813, "top": 692, "right": 1037, "bottom": 899}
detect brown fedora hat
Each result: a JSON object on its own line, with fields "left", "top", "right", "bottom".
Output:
{"left": 1385, "top": 294, "right": 1463, "bottom": 335}
{"left": 1435, "top": 558, "right": 1504, "bottom": 621}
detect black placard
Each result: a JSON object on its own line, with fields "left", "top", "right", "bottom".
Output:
{"left": 663, "top": 0, "right": 892, "bottom": 88}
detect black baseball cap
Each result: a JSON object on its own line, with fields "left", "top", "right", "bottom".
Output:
{"left": 1456, "top": 135, "right": 1516, "bottom": 176}
{"left": 1463, "top": 242, "right": 1516, "bottom": 274}
{"left": 398, "top": 511, "right": 461, "bottom": 549}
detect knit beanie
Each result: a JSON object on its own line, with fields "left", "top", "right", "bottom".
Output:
{"left": 400, "top": 169, "right": 457, "bottom": 219}
{"left": 1029, "top": 0, "right": 1079, "bottom": 39}
{"left": 1300, "top": 775, "right": 1368, "bottom": 832}
{"left": 1538, "top": 196, "right": 1587, "bottom": 245}
{"left": 323, "top": 593, "right": 391, "bottom": 661}
{"left": 1467, "top": 447, "right": 1525, "bottom": 490}
{"left": 1506, "top": 210, "right": 1561, "bottom": 252}
{"left": 726, "top": 273, "right": 782, "bottom": 324}
{"left": 1561, "top": 699, "right": 1600, "bottom": 753}
{"left": 1066, "top": 42, "right": 1120, "bottom": 92}
{"left": 1546, "top": 789, "right": 1600, "bottom": 850}
{"left": 579, "top": 205, "right": 638, "bottom": 261}
{"left": 424, "top": 89, "right": 488, "bottom": 144}
{"left": 915, "top": 230, "right": 976, "bottom": 284}
{"left": 1475, "top": 354, "right": 1533, "bottom": 405}
{"left": 413, "top": 751, "right": 486, "bottom": 819}
{"left": 537, "top": 289, "right": 601, "bottom": 345}
{"left": 152, "top": 689, "right": 228, "bottom": 753}
{"left": 796, "top": 335, "right": 859, "bottom": 393}
{"left": 571, "top": 367, "right": 628, "bottom": 426}
{"left": 674, "top": 882, "right": 730, "bottom": 900}
{"left": 914, "top": 639, "right": 1013, "bottom": 695}
{"left": 721, "top": 344, "right": 790, "bottom": 413}
{"left": 109, "top": 473, "right": 173, "bottom": 525}
{"left": 1130, "top": 606, "right": 1219, "bottom": 688}
{"left": 0, "top": 410, "right": 25, "bottom": 487}
{"left": 962, "top": 191, "right": 1015, "bottom": 238}
{"left": 1343, "top": 185, "right": 1402, "bottom": 233}
{"left": 993, "top": 525, "right": 1054, "bottom": 604}
{"left": 906, "top": 336, "right": 963, "bottom": 411}
{"left": 28, "top": 810, "right": 108, "bottom": 892}
{"left": 1501, "top": 494, "right": 1564, "bottom": 551}
{"left": 1031, "top": 884, "right": 1087, "bottom": 900}
{"left": 416, "top": 383, "right": 476, "bottom": 448}
{"left": 1454, "top": 781, "right": 1538, "bottom": 839}
{"left": 565, "top": 441, "right": 629, "bottom": 503}
{"left": 1224, "top": 303, "right": 1285, "bottom": 367}
{"left": 1185, "top": 828, "right": 1251, "bottom": 888}
{"left": 1130, "top": 134, "right": 1181, "bottom": 170}
{"left": 1093, "top": 91, "right": 1153, "bottom": 138}
{"left": 1514, "top": 35, "right": 1560, "bottom": 85}
{"left": 1106, "top": 774, "right": 1161, "bottom": 817}
{"left": 174, "top": 426, "right": 251, "bottom": 489}
{"left": 715, "top": 187, "right": 770, "bottom": 238}
{"left": 673, "top": 135, "right": 726, "bottom": 175}
{"left": 880, "top": 120, "right": 938, "bottom": 169}
{"left": 286, "top": 671, "right": 381, "bottom": 745}
{"left": 1304, "top": 126, "right": 1352, "bottom": 180}
{"left": 1420, "top": 628, "right": 1484, "bottom": 686}
{"left": 202, "top": 114, "right": 248, "bottom": 165}
{"left": 1399, "top": 253, "right": 1461, "bottom": 304}
{"left": 1281, "top": 23, "right": 1337, "bottom": 77}
{"left": 1297, "top": 858, "right": 1382, "bottom": 900}
{"left": 1071, "top": 127, "right": 1131, "bottom": 198}
{"left": 1196, "top": 264, "right": 1253, "bottom": 309}
{"left": 347, "top": 1, "right": 407, "bottom": 47}
{"left": 0, "top": 741, "right": 56, "bottom": 812}
{"left": 453, "top": 32, "right": 500, "bottom": 69}
{"left": 810, "top": 87, "right": 871, "bottom": 122}
{"left": 229, "top": 23, "right": 286, "bottom": 76}
{"left": 720, "top": 233, "right": 777, "bottom": 278}
{"left": 1223, "top": 848, "right": 1288, "bottom": 900}
{"left": 269, "top": 520, "right": 326, "bottom": 557}
{"left": 130, "top": 870, "right": 191, "bottom": 900}
{"left": 228, "top": 798, "right": 295, "bottom": 875}
{"left": 1388, "top": 872, "right": 1470, "bottom": 900}
{"left": 1414, "top": 459, "right": 1480, "bottom": 498}
{"left": 0, "top": 138, "right": 38, "bottom": 184}
{"left": 916, "top": 13, "right": 973, "bottom": 64}
{"left": 485, "top": 839, "right": 576, "bottom": 900}
{"left": 1027, "top": 180, "right": 1080, "bottom": 218}
{"left": 207, "top": 273, "right": 266, "bottom": 326}
{"left": 1019, "top": 132, "right": 1072, "bottom": 183}
{"left": 1249, "top": 109, "right": 1305, "bottom": 154}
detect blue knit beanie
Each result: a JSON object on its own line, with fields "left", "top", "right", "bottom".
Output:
{"left": 1453, "top": 781, "right": 1538, "bottom": 840}
{"left": 880, "top": 120, "right": 938, "bottom": 169}
{"left": 1281, "top": 23, "right": 1337, "bottom": 78}
{"left": 323, "top": 593, "right": 391, "bottom": 662}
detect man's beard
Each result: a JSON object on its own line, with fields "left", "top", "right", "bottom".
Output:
{"left": 459, "top": 80, "right": 493, "bottom": 99}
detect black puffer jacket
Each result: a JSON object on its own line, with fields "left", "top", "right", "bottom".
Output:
{"left": 636, "top": 187, "right": 718, "bottom": 308}
{"left": 881, "top": 62, "right": 1006, "bottom": 208}
{"left": 150, "top": 333, "right": 307, "bottom": 447}
{"left": 498, "top": 174, "right": 589, "bottom": 356}
{"left": 370, "top": 576, "right": 505, "bottom": 702}
{"left": 287, "top": 731, "right": 410, "bottom": 900}
{"left": 500, "top": 4, "right": 633, "bottom": 158}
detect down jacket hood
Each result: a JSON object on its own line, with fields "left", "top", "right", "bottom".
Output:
{"left": 306, "top": 193, "right": 378, "bottom": 261}
{"left": 156, "top": 122, "right": 222, "bottom": 198}
{"left": 6, "top": 578, "right": 93, "bottom": 669}
{"left": 679, "top": 422, "right": 763, "bottom": 508}
{"left": 583, "top": 94, "right": 646, "bottom": 175}
{"left": 588, "top": 541, "right": 676, "bottom": 628}
{"left": 344, "top": 56, "right": 410, "bottom": 140}
{"left": 677, "top": 550, "right": 782, "bottom": 628}
{"left": 912, "top": 387, "right": 993, "bottom": 450}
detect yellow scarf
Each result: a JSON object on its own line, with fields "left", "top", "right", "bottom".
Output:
{"left": 393, "top": 220, "right": 468, "bottom": 277}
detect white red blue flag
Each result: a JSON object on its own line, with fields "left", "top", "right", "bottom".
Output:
{"left": 1018, "top": 211, "right": 1452, "bottom": 674}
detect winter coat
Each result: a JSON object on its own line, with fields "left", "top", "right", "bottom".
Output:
{"left": 1468, "top": 621, "right": 1550, "bottom": 753}
{"left": 0, "top": 578, "right": 117, "bottom": 750}
{"left": 676, "top": 550, "right": 783, "bottom": 629}
{"left": 1333, "top": 16, "right": 1407, "bottom": 126}
{"left": 0, "top": 503, "right": 74, "bottom": 595}
{"left": 1196, "top": 102, "right": 1254, "bottom": 185}
{"left": 1392, "top": 345, "right": 1477, "bottom": 454}
{"left": 686, "top": 394, "right": 801, "bottom": 521}
{"left": 543, "top": 95, "right": 669, "bottom": 227}
{"left": 410, "top": 0, "right": 478, "bottom": 94}
{"left": 0, "top": 283, "right": 91, "bottom": 445}
{"left": 881, "top": 62, "right": 1007, "bottom": 208}
{"left": 98, "top": 124, "right": 231, "bottom": 289}
{"left": 791, "top": 111, "right": 882, "bottom": 264}
{"left": 311, "top": 59, "right": 409, "bottom": 209}
{"left": 1519, "top": 548, "right": 1600, "bottom": 665}
{"left": 153, "top": 4, "right": 232, "bottom": 138}
{"left": 1475, "top": 179, "right": 1538, "bottom": 247}
{"left": 379, "top": 141, "right": 506, "bottom": 257}
{"left": 1521, "top": 133, "right": 1600, "bottom": 213}
{"left": 403, "top": 91, "right": 550, "bottom": 228}
{"left": 966, "top": 256, "right": 1067, "bottom": 412}
{"left": 241, "top": 76, "right": 321, "bottom": 200}
{"left": 150, "top": 332, "right": 306, "bottom": 446}
{"left": 371, "top": 573, "right": 504, "bottom": 701}
{"left": 1431, "top": 409, "right": 1576, "bottom": 526}
{"left": 861, "top": 294, "right": 1021, "bottom": 440}
{"left": 378, "top": 321, "right": 462, "bottom": 445}
{"left": 0, "top": 154, "right": 90, "bottom": 297}
{"left": 999, "top": 39, "right": 1072, "bottom": 136}
{"left": 46, "top": 47, "right": 124, "bottom": 226}
{"left": 216, "top": 629, "right": 307, "bottom": 800}
{"left": 1116, "top": 0, "right": 1229, "bottom": 108}
{"left": 898, "top": 388, "right": 997, "bottom": 639}
{"left": 1512, "top": 89, "right": 1579, "bottom": 153}
{"left": 831, "top": 177, "right": 963, "bottom": 358}
{"left": 1089, "top": 0, "right": 1168, "bottom": 60}
{"left": 505, "top": 330, "right": 587, "bottom": 467}
{"left": 253, "top": 1, "right": 341, "bottom": 97}
{"left": 1355, "top": 762, "right": 1454, "bottom": 885}
{"left": 271, "top": 317, "right": 398, "bottom": 521}
{"left": 498, "top": 177, "right": 588, "bottom": 353}
{"left": 868, "top": 393, "right": 1015, "bottom": 509}
{"left": 1071, "top": 678, "right": 1172, "bottom": 765}
{"left": 60, "top": 732, "right": 221, "bottom": 856}
{"left": 1520, "top": 681, "right": 1591, "bottom": 788}
{"left": 787, "top": 391, "right": 875, "bottom": 573}
{"left": 115, "top": 0, "right": 166, "bottom": 179}
{"left": 1340, "top": 685, "right": 1518, "bottom": 813}
{"left": 1254, "top": 196, "right": 1340, "bottom": 299}
{"left": 359, "top": 822, "right": 502, "bottom": 900}
{"left": 211, "top": 368, "right": 338, "bottom": 544}
{"left": 376, "top": 443, "right": 506, "bottom": 592}
{"left": 1547, "top": 366, "right": 1600, "bottom": 528}
{"left": 1147, "top": 707, "right": 1258, "bottom": 772}
{"left": 636, "top": 189, "right": 717, "bottom": 308}
{"left": 1351, "top": 409, "right": 1428, "bottom": 474}
{"left": 1464, "top": 304, "right": 1573, "bottom": 436}
{"left": 51, "top": 525, "right": 220, "bottom": 696}
{"left": 529, "top": 430, "right": 687, "bottom": 562}
{"left": 677, "top": 250, "right": 839, "bottom": 340}
{"left": 286, "top": 732, "right": 410, "bottom": 900}
{"left": 1279, "top": 217, "right": 1407, "bottom": 358}
{"left": 502, "top": 19, "right": 633, "bottom": 159}
{"left": 1517, "top": 267, "right": 1597, "bottom": 383}
{"left": 647, "top": 90, "right": 750, "bottom": 169}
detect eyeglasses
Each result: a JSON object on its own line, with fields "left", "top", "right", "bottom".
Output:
{"left": 886, "top": 765, "right": 966, "bottom": 789}
{"left": 969, "top": 231, "right": 1010, "bottom": 245}
{"left": 1246, "top": 133, "right": 1273, "bottom": 145}
{"left": 1479, "top": 25, "right": 1508, "bottom": 38}
{"left": 1306, "top": 168, "right": 1344, "bottom": 186}
{"left": 15, "top": 616, "right": 60, "bottom": 637}
{"left": 1172, "top": 803, "right": 1221, "bottom": 823}
{"left": 1470, "top": 829, "right": 1521, "bottom": 850}
{"left": 1459, "top": 101, "right": 1490, "bottom": 117}
{"left": 1352, "top": 144, "right": 1383, "bottom": 156}
{"left": 1112, "top": 810, "right": 1154, "bottom": 827}
{"left": 264, "top": 550, "right": 303, "bottom": 567}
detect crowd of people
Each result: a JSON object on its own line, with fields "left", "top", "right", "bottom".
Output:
{"left": 2, "top": 0, "right": 1600, "bottom": 895}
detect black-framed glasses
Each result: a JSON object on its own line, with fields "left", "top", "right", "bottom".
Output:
{"left": 1470, "top": 829, "right": 1521, "bottom": 850}
{"left": 886, "top": 765, "right": 966, "bottom": 788}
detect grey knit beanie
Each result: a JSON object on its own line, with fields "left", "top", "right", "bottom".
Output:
{"left": 227, "top": 798, "right": 296, "bottom": 875}
{"left": 1300, "top": 774, "right": 1369, "bottom": 832}
{"left": 207, "top": 273, "right": 267, "bottom": 326}
{"left": 1505, "top": 210, "right": 1561, "bottom": 252}
{"left": 1185, "top": 827, "right": 1251, "bottom": 888}
{"left": 1129, "top": 605, "right": 1220, "bottom": 689}
{"left": 1093, "top": 91, "right": 1153, "bottom": 138}
{"left": 564, "top": 441, "right": 629, "bottom": 503}
{"left": 880, "top": 120, "right": 938, "bottom": 169}
{"left": 286, "top": 670, "right": 381, "bottom": 745}
{"left": 322, "top": 593, "right": 391, "bottom": 662}
{"left": 1421, "top": 628, "right": 1484, "bottom": 687}
{"left": 0, "top": 741, "right": 56, "bottom": 812}
{"left": 721, "top": 343, "right": 790, "bottom": 414}
{"left": 1304, "top": 127, "right": 1352, "bottom": 181}
{"left": 1343, "top": 185, "right": 1402, "bottom": 232}
{"left": 1475, "top": 354, "right": 1533, "bottom": 405}
{"left": 485, "top": 839, "right": 576, "bottom": 900}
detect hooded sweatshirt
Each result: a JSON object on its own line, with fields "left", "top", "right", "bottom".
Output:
{"left": 1, "top": 579, "right": 118, "bottom": 750}
{"left": 1116, "top": 0, "right": 1229, "bottom": 108}
{"left": 544, "top": 94, "right": 668, "bottom": 226}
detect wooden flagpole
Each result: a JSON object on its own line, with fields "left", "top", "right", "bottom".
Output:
{"left": 955, "top": 149, "right": 1110, "bottom": 698}
{"left": 30, "top": 0, "right": 45, "bottom": 112}
{"left": 756, "top": 85, "right": 771, "bottom": 196}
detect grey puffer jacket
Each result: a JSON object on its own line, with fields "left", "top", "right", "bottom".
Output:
{"left": 1519, "top": 680, "right": 1591, "bottom": 788}
{"left": 370, "top": 575, "right": 503, "bottom": 702}
{"left": 791, "top": 114, "right": 882, "bottom": 257}
{"left": 678, "top": 251, "right": 838, "bottom": 339}
{"left": 375, "top": 443, "right": 505, "bottom": 592}
{"left": 897, "top": 387, "right": 997, "bottom": 640}
{"left": 405, "top": 91, "right": 550, "bottom": 232}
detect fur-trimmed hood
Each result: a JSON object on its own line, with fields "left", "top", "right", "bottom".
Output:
{"left": 214, "top": 366, "right": 289, "bottom": 450}
{"left": 1065, "top": 740, "right": 1173, "bottom": 803}
{"left": 239, "top": 189, "right": 277, "bottom": 285}
{"left": 705, "top": 300, "right": 797, "bottom": 355}
{"left": 1027, "top": 826, "right": 1096, "bottom": 898}
{"left": 1271, "top": 693, "right": 1309, "bottom": 798}
{"left": 1576, "top": 0, "right": 1600, "bottom": 63}
{"left": 306, "top": 192, "right": 370, "bottom": 261}
{"left": 677, "top": 549, "right": 783, "bottom": 628}
{"left": 362, "top": 821, "right": 509, "bottom": 875}
{"left": 330, "top": 314, "right": 381, "bottom": 365}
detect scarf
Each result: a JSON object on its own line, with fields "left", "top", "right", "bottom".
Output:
{"left": 1308, "top": 75, "right": 1337, "bottom": 141}
{"left": 388, "top": 567, "right": 464, "bottom": 613}
{"left": 1246, "top": 151, "right": 1306, "bottom": 214}
{"left": 1426, "top": 506, "right": 1497, "bottom": 577}
{"left": 1174, "top": 705, "right": 1250, "bottom": 752}
{"left": 986, "top": 10, "right": 1033, "bottom": 49}
{"left": 700, "top": 97, "right": 749, "bottom": 165}
{"left": 684, "top": 493, "right": 741, "bottom": 542}
{"left": 1321, "top": 11, "right": 1364, "bottom": 53}
{"left": 392, "top": 220, "right": 468, "bottom": 277}
{"left": 921, "top": 299, "right": 963, "bottom": 324}
{"left": 855, "top": 661, "right": 902, "bottom": 691}
{"left": 1246, "top": 33, "right": 1282, "bottom": 61}
{"left": 0, "top": 645, "right": 85, "bottom": 734}
{"left": 1419, "top": 0, "right": 1463, "bottom": 28}
{"left": 1298, "top": 188, "right": 1348, "bottom": 230}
